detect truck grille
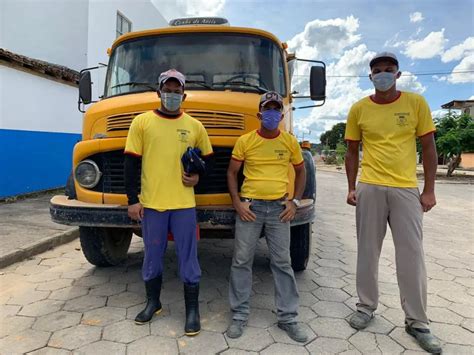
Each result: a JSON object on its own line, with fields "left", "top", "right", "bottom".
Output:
{"left": 106, "top": 110, "right": 245, "bottom": 132}
{"left": 195, "top": 147, "right": 234, "bottom": 194}
{"left": 96, "top": 147, "right": 236, "bottom": 195}
{"left": 106, "top": 112, "right": 142, "bottom": 132}
{"left": 101, "top": 151, "right": 137, "bottom": 194}
{"left": 186, "top": 110, "right": 245, "bottom": 130}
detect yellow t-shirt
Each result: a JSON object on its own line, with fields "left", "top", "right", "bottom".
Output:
{"left": 345, "top": 91, "right": 436, "bottom": 188}
{"left": 125, "top": 110, "right": 213, "bottom": 210}
{"left": 232, "top": 130, "right": 304, "bottom": 200}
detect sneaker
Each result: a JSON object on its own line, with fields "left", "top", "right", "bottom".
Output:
{"left": 405, "top": 324, "right": 442, "bottom": 354}
{"left": 278, "top": 322, "right": 308, "bottom": 343}
{"left": 226, "top": 319, "right": 247, "bottom": 339}
{"left": 349, "top": 311, "right": 374, "bottom": 330}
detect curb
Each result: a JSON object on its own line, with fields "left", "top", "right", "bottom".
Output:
{"left": 0, "top": 228, "right": 79, "bottom": 269}
{"left": 316, "top": 168, "right": 474, "bottom": 185}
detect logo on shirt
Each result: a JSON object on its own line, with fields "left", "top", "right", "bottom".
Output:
{"left": 274, "top": 149, "right": 288, "bottom": 160}
{"left": 394, "top": 112, "right": 410, "bottom": 127}
{"left": 177, "top": 129, "right": 190, "bottom": 143}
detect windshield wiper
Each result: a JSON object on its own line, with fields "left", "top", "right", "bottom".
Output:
{"left": 110, "top": 82, "right": 157, "bottom": 91}
{"left": 213, "top": 81, "right": 268, "bottom": 94}
{"left": 186, "top": 80, "right": 214, "bottom": 90}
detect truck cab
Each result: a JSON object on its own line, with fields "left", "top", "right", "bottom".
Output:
{"left": 50, "top": 17, "right": 326, "bottom": 271}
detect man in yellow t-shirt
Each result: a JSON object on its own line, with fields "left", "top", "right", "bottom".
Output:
{"left": 124, "top": 69, "right": 213, "bottom": 336}
{"left": 344, "top": 52, "right": 441, "bottom": 353}
{"left": 226, "top": 91, "right": 308, "bottom": 343}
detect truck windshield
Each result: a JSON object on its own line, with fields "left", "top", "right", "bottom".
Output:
{"left": 104, "top": 33, "right": 286, "bottom": 97}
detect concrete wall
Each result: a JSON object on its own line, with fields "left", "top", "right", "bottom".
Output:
{"left": 0, "top": 66, "right": 82, "bottom": 197}
{"left": 87, "top": 0, "right": 168, "bottom": 99}
{"left": 0, "top": 0, "right": 89, "bottom": 71}
{"left": 461, "top": 152, "right": 474, "bottom": 169}
{"left": 462, "top": 106, "right": 473, "bottom": 118}
{"left": 87, "top": 0, "right": 167, "bottom": 68}
{"left": 0, "top": 0, "right": 168, "bottom": 198}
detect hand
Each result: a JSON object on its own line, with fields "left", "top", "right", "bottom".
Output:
{"left": 182, "top": 173, "right": 199, "bottom": 187}
{"left": 279, "top": 200, "right": 297, "bottom": 222}
{"left": 128, "top": 203, "right": 144, "bottom": 221}
{"left": 347, "top": 190, "right": 357, "bottom": 206}
{"left": 420, "top": 190, "right": 436, "bottom": 212}
{"left": 234, "top": 200, "right": 257, "bottom": 222}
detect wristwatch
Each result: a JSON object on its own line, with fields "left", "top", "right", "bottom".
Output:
{"left": 291, "top": 198, "right": 301, "bottom": 207}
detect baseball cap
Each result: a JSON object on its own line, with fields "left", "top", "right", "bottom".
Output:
{"left": 158, "top": 69, "right": 186, "bottom": 88}
{"left": 260, "top": 91, "right": 283, "bottom": 109}
{"left": 369, "top": 52, "right": 399, "bottom": 68}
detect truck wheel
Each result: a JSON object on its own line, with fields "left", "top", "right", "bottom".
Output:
{"left": 302, "top": 150, "right": 316, "bottom": 201}
{"left": 290, "top": 223, "right": 312, "bottom": 271}
{"left": 79, "top": 227, "right": 132, "bottom": 266}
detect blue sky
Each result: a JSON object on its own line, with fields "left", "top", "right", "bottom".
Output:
{"left": 158, "top": 0, "right": 474, "bottom": 142}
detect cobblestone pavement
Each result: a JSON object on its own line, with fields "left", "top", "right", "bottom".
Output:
{"left": 0, "top": 171, "right": 473, "bottom": 354}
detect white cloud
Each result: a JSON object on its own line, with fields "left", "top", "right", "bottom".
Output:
{"left": 446, "top": 54, "right": 474, "bottom": 83}
{"left": 432, "top": 74, "right": 447, "bottom": 82}
{"left": 470, "top": 95, "right": 474, "bottom": 100}
{"left": 431, "top": 109, "right": 446, "bottom": 119}
{"left": 398, "top": 71, "right": 426, "bottom": 93}
{"left": 287, "top": 16, "right": 426, "bottom": 142}
{"left": 403, "top": 29, "right": 447, "bottom": 59}
{"left": 152, "top": 0, "right": 225, "bottom": 20}
{"left": 409, "top": 12, "right": 424, "bottom": 23}
{"left": 292, "top": 45, "right": 375, "bottom": 141}
{"left": 287, "top": 16, "right": 361, "bottom": 60}
{"left": 441, "top": 37, "right": 474, "bottom": 63}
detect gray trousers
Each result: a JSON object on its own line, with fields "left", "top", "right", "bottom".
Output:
{"left": 356, "top": 182, "right": 429, "bottom": 328}
{"left": 229, "top": 200, "right": 299, "bottom": 323}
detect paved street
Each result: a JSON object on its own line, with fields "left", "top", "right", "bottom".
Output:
{"left": 0, "top": 170, "right": 473, "bottom": 354}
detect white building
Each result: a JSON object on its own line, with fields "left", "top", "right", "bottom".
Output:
{"left": 0, "top": 0, "right": 168, "bottom": 198}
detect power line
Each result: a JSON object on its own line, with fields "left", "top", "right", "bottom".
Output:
{"left": 293, "top": 70, "right": 474, "bottom": 78}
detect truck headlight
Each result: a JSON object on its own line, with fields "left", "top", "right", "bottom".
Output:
{"left": 75, "top": 160, "right": 102, "bottom": 188}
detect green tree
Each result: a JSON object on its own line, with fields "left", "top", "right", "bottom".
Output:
{"left": 319, "top": 122, "right": 346, "bottom": 149}
{"left": 435, "top": 112, "right": 474, "bottom": 177}
{"left": 335, "top": 142, "right": 347, "bottom": 165}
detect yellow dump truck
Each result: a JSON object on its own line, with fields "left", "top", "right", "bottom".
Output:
{"left": 50, "top": 17, "right": 325, "bottom": 271}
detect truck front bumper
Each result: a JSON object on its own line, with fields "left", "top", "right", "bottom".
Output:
{"left": 50, "top": 195, "right": 315, "bottom": 229}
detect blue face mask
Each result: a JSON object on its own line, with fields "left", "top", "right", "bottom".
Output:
{"left": 371, "top": 72, "right": 397, "bottom": 92}
{"left": 161, "top": 92, "right": 183, "bottom": 111}
{"left": 261, "top": 109, "right": 282, "bottom": 130}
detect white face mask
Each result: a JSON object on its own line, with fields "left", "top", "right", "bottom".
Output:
{"left": 161, "top": 92, "right": 183, "bottom": 111}
{"left": 371, "top": 72, "right": 397, "bottom": 92}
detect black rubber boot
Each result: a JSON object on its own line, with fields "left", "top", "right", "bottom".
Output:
{"left": 135, "top": 276, "right": 163, "bottom": 324}
{"left": 184, "top": 283, "right": 201, "bottom": 336}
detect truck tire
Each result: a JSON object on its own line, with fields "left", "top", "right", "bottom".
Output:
{"left": 290, "top": 223, "right": 312, "bottom": 271}
{"left": 79, "top": 227, "right": 132, "bottom": 267}
{"left": 302, "top": 150, "right": 316, "bottom": 201}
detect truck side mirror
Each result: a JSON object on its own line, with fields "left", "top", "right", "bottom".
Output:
{"left": 79, "top": 71, "right": 92, "bottom": 105}
{"left": 310, "top": 66, "right": 326, "bottom": 101}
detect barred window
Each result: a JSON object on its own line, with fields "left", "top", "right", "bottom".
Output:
{"left": 116, "top": 12, "right": 132, "bottom": 38}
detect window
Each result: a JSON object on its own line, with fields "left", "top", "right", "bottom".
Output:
{"left": 116, "top": 12, "right": 132, "bottom": 38}
{"left": 104, "top": 33, "right": 286, "bottom": 97}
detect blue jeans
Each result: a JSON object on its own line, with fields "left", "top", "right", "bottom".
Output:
{"left": 229, "top": 199, "right": 299, "bottom": 323}
{"left": 141, "top": 208, "right": 201, "bottom": 283}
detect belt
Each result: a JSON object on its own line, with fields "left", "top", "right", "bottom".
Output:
{"left": 240, "top": 196, "right": 287, "bottom": 203}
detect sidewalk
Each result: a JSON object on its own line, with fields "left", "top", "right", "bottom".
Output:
{"left": 0, "top": 192, "right": 78, "bottom": 268}
{"left": 316, "top": 163, "right": 474, "bottom": 184}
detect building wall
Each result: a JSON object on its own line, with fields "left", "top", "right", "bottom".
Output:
{"left": 87, "top": 0, "right": 168, "bottom": 100}
{"left": 0, "top": 0, "right": 89, "bottom": 71}
{"left": 0, "top": 66, "right": 82, "bottom": 198}
{"left": 462, "top": 106, "right": 473, "bottom": 118}
{"left": 0, "top": 0, "right": 168, "bottom": 198}
{"left": 461, "top": 153, "right": 474, "bottom": 169}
